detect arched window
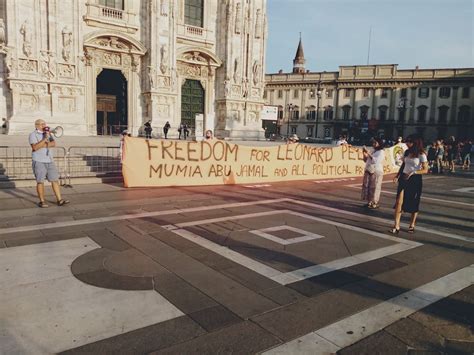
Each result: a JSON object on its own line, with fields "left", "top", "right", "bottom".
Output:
{"left": 323, "top": 106, "right": 333, "bottom": 120}
{"left": 277, "top": 105, "right": 284, "bottom": 120}
{"left": 342, "top": 105, "right": 351, "bottom": 120}
{"left": 360, "top": 105, "right": 369, "bottom": 120}
{"left": 185, "top": 0, "right": 204, "bottom": 27}
{"left": 438, "top": 105, "right": 449, "bottom": 123}
{"left": 378, "top": 105, "right": 388, "bottom": 121}
{"left": 292, "top": 105, "right": 300, "bottom": 120}
{"left": 417, "top": 105, "right": 428, "bottom": 122}
{"left": 458, "top": 105, "right": 471, "bottom": 123}
{"left": 306, "top": 105, "right": 316, "bottom": 120}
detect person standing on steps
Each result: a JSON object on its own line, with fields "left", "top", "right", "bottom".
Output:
{"left": 390, "top": 135, "right": 429, "bottom": 234}
{"left": 144, "top": 120, "right": 152, "bottom": 139}
{"left": 163, "top": 121, "right": 171, "bottom": 139}
{"left": 29, "top": 119, "right": 70, "bottom": 208}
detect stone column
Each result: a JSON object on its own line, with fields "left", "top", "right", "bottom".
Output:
{"left": 371, "top": 88, "right": 377, "bottom": 119}
{"left": 409, "top": 87, "right": 416, "bottom": 121}
{"left": 389, "top": 87, "right": 397, "bottom": 120}
{"left": 350, "top": 88, "right": 356, "bottom": 119}
{"left": 334, "top": 88, "right": 340, "bottom": 120}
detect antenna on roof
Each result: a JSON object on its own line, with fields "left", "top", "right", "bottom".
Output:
{"left": 367, "top": 26, "right": 372, "bottom": 65}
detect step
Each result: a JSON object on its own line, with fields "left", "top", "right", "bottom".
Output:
{"left": 0, "top": 175, "right": 123, "bottom": 189}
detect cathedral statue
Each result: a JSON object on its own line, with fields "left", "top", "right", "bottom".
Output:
{"left": 234, "top": 3, "right": 242, "bottom": 34}
{"left": 20, "top": 20, "right": 32, "bottom": 57}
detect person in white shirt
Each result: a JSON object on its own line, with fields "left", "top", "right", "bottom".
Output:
{"left": 361, "top": 138, "right": 385, "bottom": 209}
{"left": 336, "top": 135, "right": 348, "bottom": 146}
{"left": 390, "top": 135, "right": 429, "bottom": 234}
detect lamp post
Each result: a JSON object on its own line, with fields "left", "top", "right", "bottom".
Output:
{"left": 286, "top": 103, "right": 294, "bottom": 138}
{"left": 315, "top": 88, "right": 322, "bottom": 138}
{"left": 398, "top": 97, "right": 410, "bottom": 138}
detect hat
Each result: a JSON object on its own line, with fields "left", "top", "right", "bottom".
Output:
{"left": 289, "top": 134, "right": 299, "bottom": 141}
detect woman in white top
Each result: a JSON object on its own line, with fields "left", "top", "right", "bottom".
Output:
{"left": 391, "top": 136, "right": 429, "bottom": 234}
{"left": 361, "top": 138, "right": 385, "bottom": 209}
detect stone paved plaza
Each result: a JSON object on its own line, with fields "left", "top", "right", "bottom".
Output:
{"left": 0, "top": 172, "right": 473, "bottom": 354}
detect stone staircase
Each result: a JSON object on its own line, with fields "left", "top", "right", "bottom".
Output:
{"left": 0, "top": 155, "right": 123, "bottom": 188}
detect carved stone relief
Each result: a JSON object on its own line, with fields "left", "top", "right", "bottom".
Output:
{"left": 160, "top": 44, "right": 169, "bottom": 74}
{"left": 102, "top": 52, "right": 121, "bottom": 66}
{"left": 20, "top": 20, "right": 32, "bottom": 57}
{"left": 233, "top": 58, "right": 240, "bottom": 83}
{"left": 11, "top": 82, "right": 47, "bottom": 94}
{"left": 148, "top": 66, "right": 157, "bottom": 89}
{"left": 234, "top": 3, "right": 242, "bottom": 34}
{"left": 252, "top": 60, "right": 261, "bottom": 85}
{"left": 0, "top": 19, "right": 5, "bottom": 48}
{"left": 160, "top": 0, "right": 169, "bottom": 16}
{"left": 92, "top": 37, "right": 130, "bottom": 51}
{"left": 178, "top": 64, "right": 201, "bottom": 78}
{"left": 58, "top": 64, "right": 75, "bottom": 78}
{"left": 58, "top": 97, "right": 76, "bottom": 112}
{"left": 19, "top": 94, "right": 38, "bottom": 111}
{"left": 62, "top": 26, "right": 73, "bottom": 62}
{"left": 39, "top": 51, "right": 56, "bottom": 79}
{"left": 19, "top": 59, "right": 38, "bottom": 73}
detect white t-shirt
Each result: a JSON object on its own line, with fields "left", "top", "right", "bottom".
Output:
{"left": 336, "top": 139, "right": 347, "bottom": 146}
{"left": 403, "top": 153, "right": 427, "bottom": 175}
{"left": 365, "top": 149, "right": 385, "bottom": 174}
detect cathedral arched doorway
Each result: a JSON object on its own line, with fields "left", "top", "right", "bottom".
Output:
{"left": 96, "top": 69, "right": 127, "bottom": 135}
{"left": 181, "top": 79, "right": 204, "bottom": 130}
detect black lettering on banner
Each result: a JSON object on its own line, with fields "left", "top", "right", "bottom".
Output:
{"left": 174, "top": 143, "right": 185, "bottom": 161}
{"left": 146, "top": 140, "right": 159, "bottom": 161}
{"left": 161, "top": 141, "right": 174, "bottom": 159}
{"left": 187, "top": 142, "right": 199, "bottom": 162}
{"left": 200, "top": 141, "right": 213, "bottom": 161}
{"left": 274, "top": 168, "right": 288, "bottom": 177}
{"left": 355, "top": 166, "right": 364, "bottom": 175}
{"left": 208, "top": 164, "right": 232, "bottom": 177}
{"left": 250, "top": 149, "right": 271, "bottom": 162}
{"left": 226, "top": 143, "right": 239, "bottom": 162}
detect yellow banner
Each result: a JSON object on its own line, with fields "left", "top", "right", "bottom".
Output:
{"left": 122, "top": 137, "right": 398, "bottom": 187}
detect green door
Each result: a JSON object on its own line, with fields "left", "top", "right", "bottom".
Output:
{"left": 181, "top": 79, "right": 204, "bottom": 129}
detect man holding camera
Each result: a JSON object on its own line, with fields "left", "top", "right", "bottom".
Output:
{"left": 29, "top": 119, "right": 69, "bottom": 208}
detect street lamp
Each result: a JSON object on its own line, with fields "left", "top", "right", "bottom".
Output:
{"left": 398, "top": 97, "right": 410, "bottom": 138}
{"left": 286, "top": 103, "right": 294, "bottom": 138}
{"left": 315, "top": 88, "right": 322, "bottom": 139}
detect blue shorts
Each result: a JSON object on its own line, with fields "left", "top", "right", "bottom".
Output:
{"left": 32, "top": 161, "right": 59, "bottom": 183}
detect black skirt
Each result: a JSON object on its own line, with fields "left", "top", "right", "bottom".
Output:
{"left": 396, "top": 174, "right": 423, "bottom": 213}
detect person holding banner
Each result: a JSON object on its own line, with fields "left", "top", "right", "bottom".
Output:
{"left": 205, "top": 129, "right": 214, "bottom": 140}
{"left": 390, "top": 136, "right": 429, "bottom": 234}
{"left": 361, "top": 138, "right": 385, "bottom": 209}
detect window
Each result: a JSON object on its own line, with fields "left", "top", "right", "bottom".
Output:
{"left": 342, "top": 105, "right": 351, "bottom": 120}
{"left": 323, "top": 106, "right": 333, "bottom": 120}
{"left": 381, "top": 89, "right": 388, "bottom": 98}
{"left": 400, "top": 88, "right": 407, "bottom": 98}
{"left": 306, "top": 106, "right": 316, "bottom": 120}
{"left": 378, "top": 106, "right": 388, "bottom": 121}
{"left": 418, "top": 87, "right": 429, "bottom": 98}
{"left": 277, "top": 90, "right": 283, "bottom": 99}
{"left": 344, "top": 89, "right": 351, "bottom": 98}
{"left": 439, "top": 87, "right": 451, "bottom": 99}
{"left": 99, "top": 0, "right": 124, "bottom": 9}
{"left": 292, "top": 106, "right": 300, "bottom": 120}
{"left": 326, "top": 89, "right": 334, "bottom": 99}
{"left": 307, "top": 126, "right": 313, "bottom": 137}
{"left": 417, "top": 106, "right": 428, "bottom": 122}
{"left": 263, "top": 90, "right": 267, "bottom": 99}
{"left": 438, "top": 106, "right": 449, "bottom": 122}
{"left": 363, "top": 88, "right": 370, "bottom": 98}
{"left": 360, "top": 105, "right": 369, "bottom": 120}
{"left": 462, "top": 87, "right": 470, "bottom": 99}
{"left": 398, "top": 108, "right": 406, "bottom": 122}
{"left": 185, "top": 0, "right": 204, "bottom": 28}
{"left": 293, "top": 89, "right": 299, "bottom": 99}
{"left": 278, "top": 106, "right": 284, "bottom": 119}
{"left": 291, "top": 126, "right": 297, "bottom": 134}
{"left": 458, "top": 106, "right": 471, "bottom": 123}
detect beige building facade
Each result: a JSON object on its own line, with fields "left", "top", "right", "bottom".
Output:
{"left": 264, "top": 41, "right": 474, "bottom": 142}
{"left": 0, "top": 0, "right": 267, "bottom": 139}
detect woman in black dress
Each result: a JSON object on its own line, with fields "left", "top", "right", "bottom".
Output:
{"left": 391, "top": 136, "right": 429, "bottom": 234}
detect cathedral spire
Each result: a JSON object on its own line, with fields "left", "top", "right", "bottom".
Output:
{"left": 293, "top": 33, "right": 306, "bottom": 74}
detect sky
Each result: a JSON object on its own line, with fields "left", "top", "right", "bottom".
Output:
{"left": 266, "top": 0, "right": 474, "bottom": 73}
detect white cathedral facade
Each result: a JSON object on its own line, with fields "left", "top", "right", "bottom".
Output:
{"left": 0, "top": 0, "right": 267, "bottom": 139}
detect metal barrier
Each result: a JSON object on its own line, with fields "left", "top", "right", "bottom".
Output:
{"left": 0, "top": 145, "right": 120, "bottom": 185}
{"left": 0, "top": 146, "right": 67, "bottom": 182}
{"left": 65, "top": 146, "right": 122, "bottom": 185}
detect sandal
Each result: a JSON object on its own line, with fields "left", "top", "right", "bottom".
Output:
{"left": 57, "top": 199, "right": 70, "bottom": 206}
{"left": 408, "top": 226, "right": 415, "bottom": 233}
{"left": 389, "top": 227, "right": 400, "bottom": 234}
{"left": 38, "top": 201, "right": 49, "bottom": 208}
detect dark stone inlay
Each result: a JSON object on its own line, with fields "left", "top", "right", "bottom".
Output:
{"left": 338, "top": 330, "right": 408, "bottom": 355}
{"left": 5, "top": 232, "right": 87, "bottom": 248}
{"left": 75, "top": 269, "right": 153, "bottom": 291}
{"left": 104, "top": 248, "right": 165, "bottom": 277}
{"left": 287, "top": 269, "right": 364, "bottom": 297}
{"left": 188, "top": 305, "right": 241, "bottom": 332}
{"left": 60, "top": 315, "right": 206, "bottom": 354}
{"left": 270, "top": 229, "right": 307, "bottom": 240}
{"left": 153, "top": 321, "right": 281, "bottom": 355}
{"left": 86, "top": 229, "right": 131, "bottom": 251}
{"left": 347, "top": 257, "right": 408, "bottom": 277}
